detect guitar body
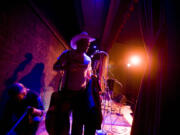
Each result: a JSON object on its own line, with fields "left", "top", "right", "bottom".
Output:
{"left": 45, "top": 91, "right": 61, "bottom": 134}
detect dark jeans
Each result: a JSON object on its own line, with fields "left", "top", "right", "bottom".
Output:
{"left": 55, "top": 89, "right": 86, "bottom": 135}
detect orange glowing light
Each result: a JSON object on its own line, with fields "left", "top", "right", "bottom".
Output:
{"left": 130, "top": 55, "right": 141, "bottom": 66}
{"left": 127, "top": 63, "right": 131, "bottom": 67}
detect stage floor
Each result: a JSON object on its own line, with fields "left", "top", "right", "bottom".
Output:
{"left": 36, "top": 100, "right": 133, "bottom": 135}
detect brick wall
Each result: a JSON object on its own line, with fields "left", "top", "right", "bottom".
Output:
{"left": 0, "top": 2, "right": 68, "bottom": 110}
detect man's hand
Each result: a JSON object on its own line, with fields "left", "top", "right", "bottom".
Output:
{"left": 27, "top": 106, "right": 43, "bottom": 116}
{"left": 32, "top": 108, "right": 43, "bottom": 116}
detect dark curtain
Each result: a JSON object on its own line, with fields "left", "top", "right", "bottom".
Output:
{"left": 131, "top": 0, "right": 179, "bottom": 135}
{"left": 100, "top": 0, "right": 133, "bottom": 52}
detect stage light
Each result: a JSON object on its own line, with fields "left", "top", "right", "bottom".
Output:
{"left": 130, "top": 55, "right": 141, "bottom": 66}
{"left": 127, "top": 63, "right": 131, "bottom": 67}
{"left": 126, "top": 55, "right": 143, "bottom": 68}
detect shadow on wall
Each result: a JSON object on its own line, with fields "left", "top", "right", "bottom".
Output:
{"left": 19, "top": 63, "right": 45, "bottom": 94}
{"left": 4, "top": 53, "right": 45, "bottom": 94}
{"left": 0, "top": 53, "right": 33, "bottom": 118}
{"left": 4, "top": 53, "right": 33, "bottom": 87}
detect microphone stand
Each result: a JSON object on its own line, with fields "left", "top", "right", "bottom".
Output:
{"left": 6, "top": 110, "right": 28, "bottom": 135}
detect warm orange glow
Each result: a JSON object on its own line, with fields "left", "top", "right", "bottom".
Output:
{"left": 125, "top": 51, "right": 147, "bottom": 71}
{"left": 127, "top": 63, "right": 131, "bottom": 67}
{"left": 130, "top": 55, "right": 141, "bottom": 66}
{"left": 126, "top": 55, "right": 142, "bottom": 68}
{"left": 119, "top": 44, "right": 147, "bottom": 71}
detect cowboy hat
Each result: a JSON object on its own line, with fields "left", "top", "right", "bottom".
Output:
{"left": 70, "top": 32, "right": 96, "bottom": 50}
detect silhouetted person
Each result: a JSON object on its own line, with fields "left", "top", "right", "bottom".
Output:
{"left": 1, "top": 83, "right": 44, "bottom": 135}
{"left": 83, "top": 74, "right": 103, "bottom": 135}
{"left": 83, "top": 50, "right": 109, "bottom": 135}
{"left": 49, "top": 32, "right": 95, "bottom": 135}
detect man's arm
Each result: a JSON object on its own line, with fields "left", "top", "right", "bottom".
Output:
{"left": 87, "top": 61, "right": 92, "bottom": 79}
{"left": 27, "top": 96, "right": 44, "bottom": 116}
{"left": 27, "top": 106, "right": 43, "bottom": 116}
{"left": 53, "top": 50, "right": 69, "bottom": 71}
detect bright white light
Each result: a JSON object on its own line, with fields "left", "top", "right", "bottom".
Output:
{"left": 127, "top": 63, "right": 131, "bottom": 67}
{"left": 121, "top": 105, "right": 133, "bottom": 125}
{"left": 130, "top": 56, "right": 141, "bottom": 65}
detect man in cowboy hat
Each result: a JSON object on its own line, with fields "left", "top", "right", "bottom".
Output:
{"left": 51, "top": 32, "right": 95, "bottom": 135}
